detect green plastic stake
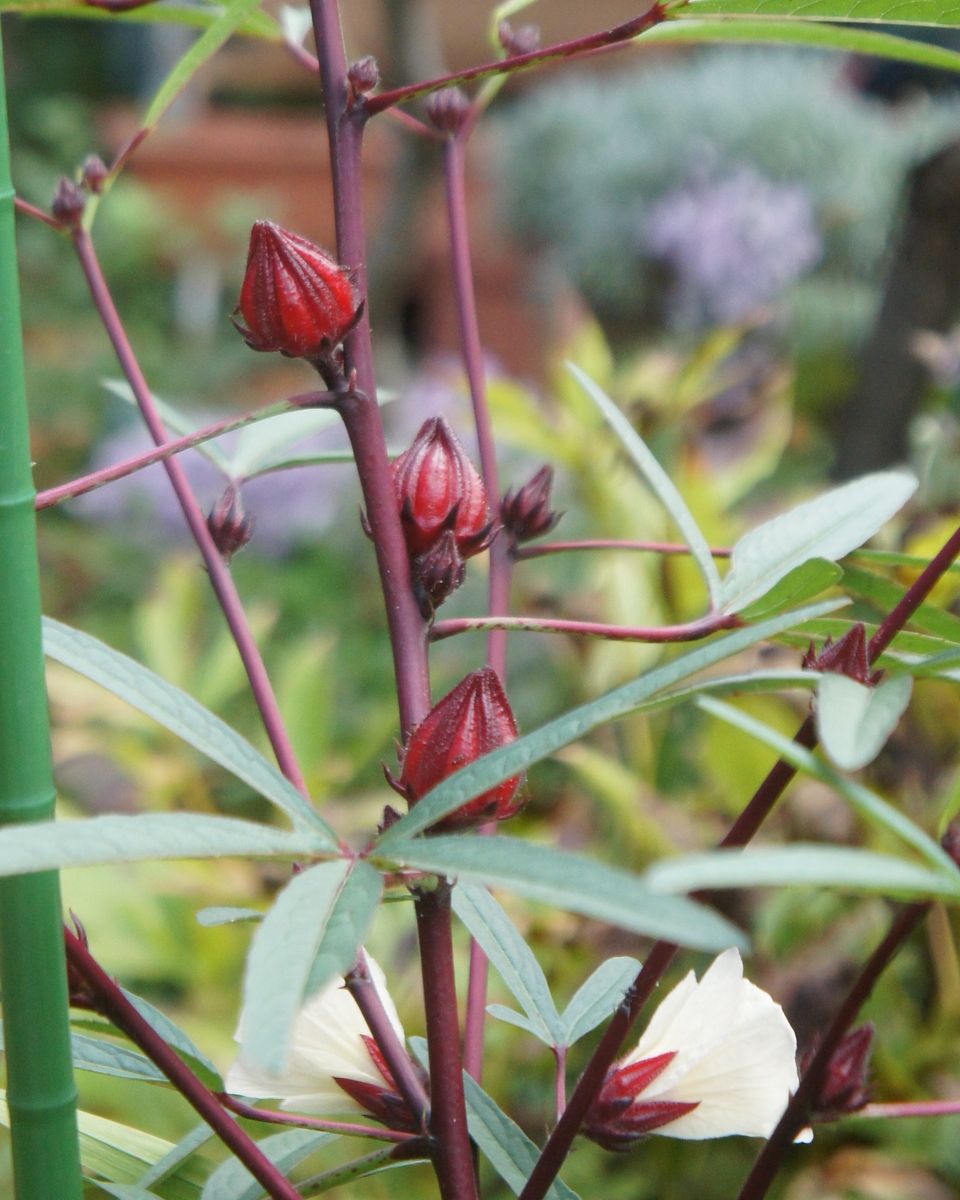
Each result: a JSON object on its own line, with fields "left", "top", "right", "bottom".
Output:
{"left": 0, "top": 22, "right": 84, "bottom": 1200}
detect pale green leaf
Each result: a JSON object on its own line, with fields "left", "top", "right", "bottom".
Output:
{"left": 560, "top": 956, "right": 640, "bottom": 1045}
{"left": 138, "top": 1124, "right": 216, "bottom": 1191}
{"left": 376, "top": 599, "right": 845, "bottom": 845}
{"left": 0, "top": 0, "right": 279, "bottom": 38}
{"left": 229, "top": 408, "right": 342, "bottom": 479}
{"left": 737, "top": 558, "right": 841, "bottom": 621}
{"left": 201, "top": 1130, "right": 333, "bottom": 1200}
{"left": 485, "top": 1004, "right": 545, "bottom": 1037}
{"left": 382, "top": 836, "right": 747, "bottom": 951}
{"left": 817, "top": 673, "right": 913, "bottom": 771}
{"left": 103, "top": 379, "right": 233, "bottom": 476}
{"left": 196, "top": 906, "right": 263, "bottom": 926}
{"left": 687, "top": 0, "right": 960, "bottom": 25}
{"left": 44, "top": 617, "right": 334, "bottom": 840}
{"left": 719, "top": 471, "right": 917, "bottom": 613}
{"left": 568, "top": 361, "right": 723, "bottom": 605}
{"left": 122, "top": 989, "right": 223, "bottom": 1089}
{"left": 841, "top": 563, "right": 960, "bottom": 645}
{"left": 70, "top": 1033, "right": 166, "bottom": 1084}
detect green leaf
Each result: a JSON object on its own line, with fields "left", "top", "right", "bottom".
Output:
{"left": 485, "top": 1004, "right": 545, "bottom": 1037}
{"left": 560, "top": 957, "right": 640, "bottom": 1046}
{"left": 0, "top": 812, "right": 330, "bottom": 876}
{"left": 646, "top": 844, "right": 960, "bottom": 898}
{"left": 138, "top": 1124, "right": 216, "bottom": 1191}
{"left": 44, "top": 617, "right": 334, "bottom": 840}
{"left": 297, "top": 1144, "right": 429, "bottom": 1196}
{"left": 737, "top": 559, "right": 842, "bottom": 621}
{"left": 698, "top": 696, "right": 956, "bottom": 871}
{"left": 229, "top": 408, "right": 346, "bottom": 479}
{"left": 376, "top": 599, "right": 845, "bottom": 845}
{"left": 382, "top": 836, "right": 747, "bottom": 952}
{"left": 463, "top": 1075, "right": 580, "bottom": 1200}
{"left": 240, "top": 860, "right": 380, "bottom": 1073}
{"left": 686, "top": 0, "right": 960, "bottom": 24}
{"left": 102, "top": 380, "right": 233, "bottom": 476}
{"left": 201, "top": 1130, "right": 333, "bottom": 1200}
{"left": 816, "top": 673, "right": 913, "bottom": 771}
{"left": 70, "top": 1032, "right": 166, "bottom": 1084}
{"left": 141, "top": 0, "right": 266, "bottom": 136}
{"left": 567, "top": 361, "right": 723, "bottom": 606}
{"left": 122, "top": 988, "right": 223, "bottom": 1089}
{"left": 646, "top": 14, "right": 960, "bottom": 64}
{"left": 195, "top": 906, "right": 263, "bottom": 926}
{"left": 0, "top": 0, "right": 279, "bottom": 39}
{"left": 718, "top": 471, "right": 917, "bottom": 613}
{"left": 452, "top": 883, "right": 563, "bottom": 1046}
{"left": 94, "top": 1185, "right": 165, "bottom": 1200}
{"left": 841, "top": 564, "right": 960, "bottom": 644}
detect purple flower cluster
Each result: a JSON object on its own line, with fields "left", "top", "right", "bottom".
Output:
{"left": 643, "top": 166, "right": 822, "bottom": 328}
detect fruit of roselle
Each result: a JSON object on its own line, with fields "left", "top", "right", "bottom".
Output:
{"left": 392, "top": 417, "right": 493, "bottom": 559}
{"left": 500, "top": 465, "right": 562, "bottom": 545}
{"left": 233, "top": 221, "right": 360, "bottom": 361}
{"left": 399, "top": 667, "right": 523, "bottom": 831}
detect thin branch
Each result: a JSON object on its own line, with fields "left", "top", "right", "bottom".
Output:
{"left": 514, "top": 538, "right": 732, "bottom": 560}
{"left": 364, "top": 4, "right": 667, "bottom": 115}
{"left": 220, "top": 1094, "right": 418, "bottom": 1143}
{"left": 430, "top": 611, "right": 741, "bottom": 644}
{"left": 857, "top": 1099, "right": 960, "bottom": 1119}
{"left": 70, "top": 227, "right": 311, "bottom": 799}
{"left": 65, "top": 930, "right": 303, "bottom": 1200}
{"left": 14, "top": 194, "right": 63, "bottom": 229}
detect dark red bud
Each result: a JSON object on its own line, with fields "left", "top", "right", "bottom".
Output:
{"left": 233, "top": 221, "right": 360, "bottom": 361}
{"left": 392, "top": 417, "right": 493, "bottom": 560}
{"left": 942, "top": 817, "right": 960, "bottom": 869}
{"left": 801, "top": 1023, "right": 874, "bottom": 1120}
{"left": 425, "top": 87, "right": 470, "bottom": 135}
{"left": 332, "top": 1036, "right": 423, "bottom": 1131}
{"left": 206, "top": 486, "right": 253, "bottom": 561}
{"left": 400, "top": 667, "right": 523, "bottom": 831}
{"left": 584, "top": 1051, "right": 698, "bottom": 1150}
{"left": 498, "top": 19, "right": 542, "bottom": 56}
{"left": 347, "top": 55, "right": 380, "bottom": 96}
{"left": 81, "top": 154, "right": 109, "bottom": 194}
{"left": 501, "top": 465, "right": 562, "bottom": 544}
{"left": 803, "top": 623, "right": 880, "bottom": 686}
{"left": 52, "top": 177, "right": 85, "bottom": 226}
{"left": 413, "top": 530, "right": 466, "bottom": 618}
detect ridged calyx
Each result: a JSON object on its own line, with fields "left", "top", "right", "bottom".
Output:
{"left": 399, "top": 667, "right": 523, "bottom": 831}
{"left": 801, "top": 1024, "right": 874, "bottom": 1120}
{"left": 413, "top": 529, "right": 465, "bottom": 617}
{"left": 803, "top": 623, "right": 880, "bottom": 686}
{"left": 206, "top": 486, "right": 253, "bottom": 561}
{"left": 392, "top": 417, "right": 493, "bottom": 559}
{"left": 501, "top": 465, "right": 561, "bottom": 544}
{"left": 233, "top": 221, "right": 360, "bottom": 360}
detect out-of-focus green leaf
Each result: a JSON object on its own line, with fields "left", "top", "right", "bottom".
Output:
{"left": 43, "top": 617, "right": 334, "bottom": 839}
{"left": 452, "top": 883, "right": 562, "bottom": 1045}
{"left": 817, "top": 673, "right": 913, "bottom": 771}
{"left": 463, "top": 1074, "right": 580, "bottom": 1200}
{"left": 382, "top": 836, "right": 747, "bottom": 951}
{"left": 0, "top": 0, "right": 279, "bottom": 38}
{"left": 568, "top": 361, "right": 723, "bottom": 605}
{"left": 699, "top": 697, "right": 956, "bottom": 871}
{"left": 737, "top": 559, "right": 842, "bottom": 621}
{"left": 138, "top": 1125, "right": 216, "bottom": 1192}
{"left": 201, "top": 1130, "right": 334, "bottom": 1200}
{"left": 718, "top": 471, "right": 917, "bottom": 613}
{"left": 195, "top": 906, "right": 263, "bottom": 926}
{"left": 103, "top": 380, "right": 233, "bottom": 476}
{"left": 559, "top": 956, "right": 640, "bottom": 1045}
{"left": 647, "top": 843, "right": 960, "bottom": 897}
{"left": 377, "top": 599, "right": 844, "bottom": 845}
{"left": 69, "top": 1032, "right": 166, "bottom": 1083}
{"left": 841, "top": 563, "right": 960, "bottom": 644}
{"left": 240, "top": 860, "right": 380, "bottom": 1073}
{"left": 122, "top": 989, "right": 223, "bottom": 1089}
{"left": 686, "top": 0, "right": 960, "bottom": 25}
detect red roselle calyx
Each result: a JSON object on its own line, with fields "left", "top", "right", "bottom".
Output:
{"left": 584, "top": 1052, "right": 699, "bottom": 1151}
{"left": 501, "top": 465, "right": 562, "bottom": 545}
{"left": 802, "top": 1024, "right": 874, "bottom": 1121}
{"left": 413, "top": 529, "right": 465, "bottom": 618}
{"left": 206, "top": 486, "right": 253, "bottom": 562}
{"left": 233, "top": 221, "right": 360, "bottom": 363}
{"left": 392, "top": 417, "right": 493, "bottom": 560}
{"left": 803, "top": 623, "right": 881, "bottom": 686}
{"left": 399, "top": 667, "right": 523, "bottom": 831}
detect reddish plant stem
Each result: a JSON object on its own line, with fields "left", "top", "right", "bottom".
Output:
{"left": 70, "top": 228, "right": 310, "bottom": 798}
{"left": 520, "top": 519, "right": 960, "bottom": 1200}
{"left": 858, "top": 1099, "right": 960, "bottom": 1119}
{"left": 35, "top": 391, "right": 334, "bottom": 511}
{"left": 346, "top": 954, "right": 431, "bottom": 1128}
{"left": 65, "top": 930, "right": 303, "bottom": 1200}
{"left": 515, "top": 538, "right": 732, "bottom": 560}
{"left": 364, "top": 4, "right": 666, "bottom": 115}
{"left": 553, "top": 1046, "right": 568, "bottom": 1119}
{"left": 220, "top": 1094, "right": 418, "bottom": 1143}
{"left": 737, "top": 902, "right": 931, "bottom": 1200}
{"left": 415, "top": 884, "right": 481, "bottom": 1200}
{"left": 309, "top": 6, "right": 477, "bottom": 1198}
{"left": 14, "top": 194, "right": 62, "bottom": 228}
{"left": 431, "top": 611, "right": 741, "bottom": 645}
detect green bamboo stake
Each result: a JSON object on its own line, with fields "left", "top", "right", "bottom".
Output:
{"left": 0, "top": 22, "right": 84, "bottom": 1199}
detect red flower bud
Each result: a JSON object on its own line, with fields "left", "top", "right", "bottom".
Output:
{"left": 498, "top": 19, "right": 542, "bottom": 56}
{"left": 802, "top": 1024, "right": 874, "bottom": 1121}
{"left": 413, "top": 529, "right": 465, "bottom": 617}
{"left": 585, "top": 1053, "right": 699, "bottom": 1151}
{"left": 52, "top": 177, "right": 85, "bottom": 227}
{"left": 501, "top": 465, "right": 562, "bottom": 544}
{"left": 233, "top": 221, "right": 360, "bottom": 361}
{"left": 425, "top": 88, "right": 470, "bottom": 135}
{"left": 803, "top": 623, "right": 881, "bottom": 686}
{"left": 392, "top": 417, "right": 493, "bottom": 559}
{"left": 400, "top": 667, "right": 523, "bottom": 831}
{"left": 81, "top": 154, "right": 109, "bottom": 194}
{"left": 206, "top": 486, "right": 253, "bottom": 561}
{"left": 347, "top": 55, "right": 380, "bottom": 96}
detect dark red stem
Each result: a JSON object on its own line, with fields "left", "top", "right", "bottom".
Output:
{"left": 220, "top": 1093, "right": 418, "bottom": 1143}
{"left": 364, "top": 5, "right": 666, "bottom": 115}
{"left": 65, "top": 930, "right": 303, "bottom": 1200}
{"left": 737, "top": 902, "right": 931, "bottom": 1200}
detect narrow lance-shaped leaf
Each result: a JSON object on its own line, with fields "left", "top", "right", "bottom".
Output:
{"left": 568, "top": 361, "right": 723, "bottom": 606}
{"left": 0, "top": 28, "right": 83, "bottom": 1197}
{"left": 697, "top": 695, "right": 956, "bottom": 872}
{"left": 239, "top": 860, "right": 381, "bottom": 1073}
{"left": 43, "top": 617, "right": 335, "bottom": 841}
{"left": 816, "top": 672, "right": 913, "bottom": 771}
{"left": 201, "top": 1130, "right": 334, "bottom": 1200}
{"left": 687, "top": 0, "right": 960, "bottom": 25}
{"left": 382, "top": 836, "right": 747, "bottom": 952}
{"left": 377, "top": 598, "right": 845, "bottom": 845}
{"left": 452, "top": 883, "right": 563, "bottom": 1045}
{"left": 559, "top": 956, "right": 640, "bottom": 1046}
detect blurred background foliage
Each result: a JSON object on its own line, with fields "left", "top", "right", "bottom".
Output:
{"left": 4, "top": 2, "right": 960, "bottom": 1196}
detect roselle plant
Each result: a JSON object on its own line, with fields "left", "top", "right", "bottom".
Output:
{"left": 6, "top": 2, "right": 960, "bottom": 1199}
